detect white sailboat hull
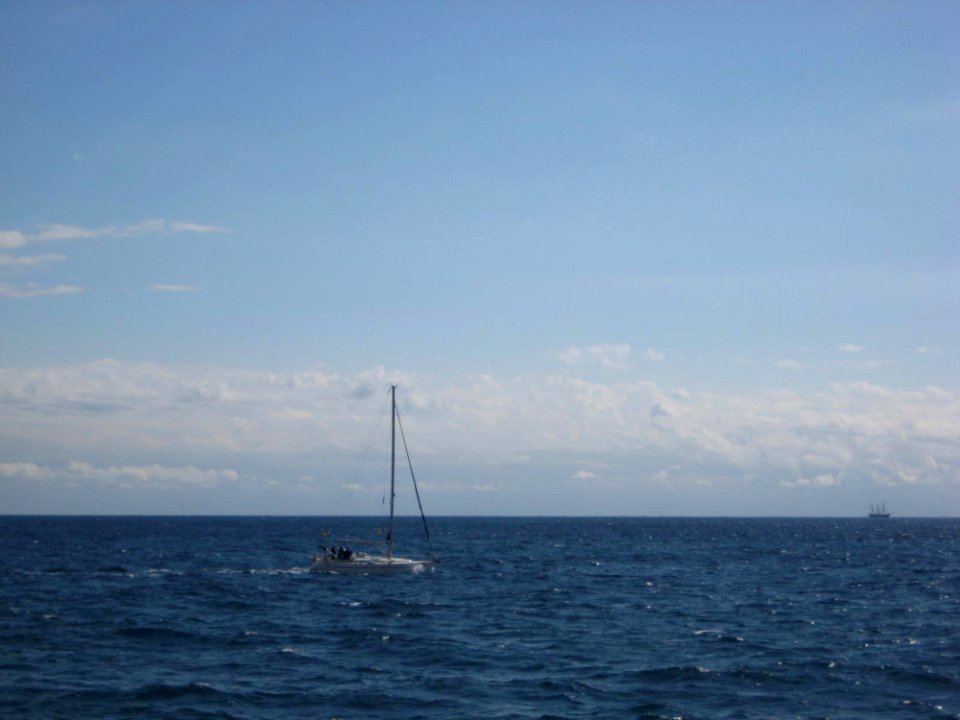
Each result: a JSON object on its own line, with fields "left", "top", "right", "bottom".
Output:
{"left": 310, "top": 553, "right": 434, "bottom": 575}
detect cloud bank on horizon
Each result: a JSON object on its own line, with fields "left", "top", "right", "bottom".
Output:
{"left": 1, "top": 358, "right": 957, "bottom": 515}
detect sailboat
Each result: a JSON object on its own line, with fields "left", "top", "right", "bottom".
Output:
{"left": 868, "top": 503, "right": 891, "bottom": 519}
{"left": 310, "top": 385, "right": 435, "bottom": 574}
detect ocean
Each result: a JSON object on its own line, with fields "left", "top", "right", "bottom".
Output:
{"left": 1, "top": 516, "right": 958, "bottom": 719}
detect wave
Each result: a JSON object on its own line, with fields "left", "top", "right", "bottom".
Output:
{"left": 626, "top": 666, "right": 713, "bottom": 683}
{"left": 118, "top": 626, "right": 203, "bottom": 642}
{"left": 881, "top": 666, "right": 960, "bottom": 690}
{"left": 132, "top": 682, "right": 224, "bottom": 701}
{"left": 693, "top": 628, "right": 746, "bottom": 642}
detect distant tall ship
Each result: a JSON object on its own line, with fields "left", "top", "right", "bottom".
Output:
{"left": 869, "top": 503, "right": 891, "bottom": 519}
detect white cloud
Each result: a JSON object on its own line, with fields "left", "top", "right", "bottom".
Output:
{"left": 69, "top": 461, "right": 238, "bottom": 487}
{"left": 0, "top": 253, "right": 65, "bottom": 269}
{"left": 170, "top": 222, "right": 230, "bottom": 234}
{"left": 838, "top": 343, "right": 864, "bottom": 354}
{"left": 0, "top": 460, "right": 239, "bottom": 488}
{"left": 572, "top": 470, "right": 598, "bottom": 480}
{"left": 470, "top": 483, "right": 500, "bottom": 493}
{"left": 650, "top": 464, "right": 684, "bottom": 481}
{"left": 784, "top": 473, "right": 841, "bottom": 488}
{"left": 0, "top": 231, "right": 27, "bottom": 249}
{"left": 0, "top": 462, "right": 48, "bottom": 480}
{"left": 641, "top": 348, "right": 665, "bottom": 363}
{"left": 557, "top": 347, "right": 582, "bottom": 364}
{"left": 13, "top": 219, "right": 229, "bottom": 246}
{"left": 776, "top": 360, "right": 803, "bottom": 369}
{"left": 34, "top": 224, "right": 100, "bottom": 242}
{"left": 558, "top": 343, "right": 633, "bottom": 369}
{"left": 0, "top": 282, "right": 83, "bottom": 298}
{"left": 149, "top": 284, "right": 196, "bottom": 292}
{"left": 117, "top": 219, "right": 167, "bottom": 236}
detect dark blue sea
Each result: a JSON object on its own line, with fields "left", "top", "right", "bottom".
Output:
{"left": 1, "top": 517, "right": 958, "bottom": 719}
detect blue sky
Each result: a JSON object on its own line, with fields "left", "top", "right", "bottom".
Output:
{"left": 1, "top": 2, "right": 958, "bottom": 516}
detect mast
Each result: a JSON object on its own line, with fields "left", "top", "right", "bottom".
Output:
{"left": 388, "top": 384, "right": 396, "bottom": 559}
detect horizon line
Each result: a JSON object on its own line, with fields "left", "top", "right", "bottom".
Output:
{"left": 0, "top": 513, "right": 951, "bottom": 520}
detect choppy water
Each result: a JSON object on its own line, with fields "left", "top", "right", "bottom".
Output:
{"left": 1, "top": 516, "right": 958, "bottom": 719}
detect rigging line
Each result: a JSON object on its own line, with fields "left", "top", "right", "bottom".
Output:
{"left": 395, "top": 405, "right": 434, "bottom": 558}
